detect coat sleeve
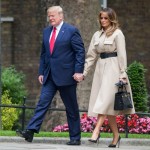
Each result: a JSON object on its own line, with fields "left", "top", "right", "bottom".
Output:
{"left": 38, "top": 30, "right": 46, "bottom": 75}
{"left": 71, "top": 28, "right": 85, "bottom": 73}
{"left": 115, "top": 30, "right": 127, "bottom": 79}
{"left": 83, "top": 33, "right": 98, "bottom": 76}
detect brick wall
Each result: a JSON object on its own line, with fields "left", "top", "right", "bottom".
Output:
{"left": 1, "top": 0, "right": 46, "bottom": 101}
{"left": 1, "top": 22, "right": 13, "bottom": 66}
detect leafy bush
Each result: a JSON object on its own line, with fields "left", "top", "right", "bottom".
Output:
{"left": 1, "top": 90, "right": 18, "bottom": 130}
{"left": 127, "top": 61, "right": 149, "bottom": 112}
{"left": 2, "top": 66, "right": 27, "bottom": 104}
{"left": 53, "top": 113, "right": 150, "bottom": 134}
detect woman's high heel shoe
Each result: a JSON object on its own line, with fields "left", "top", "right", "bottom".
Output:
{"left": 88, "top": 134, "right": 100, "bottom": 145}
{"left": 108, "top": 135, "right": 121, "bottom": 148}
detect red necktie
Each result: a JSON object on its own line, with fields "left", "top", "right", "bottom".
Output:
{"left": 50, "top": 27, "right": 56, "bottom": 54}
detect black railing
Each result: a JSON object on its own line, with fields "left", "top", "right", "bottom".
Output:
{"left": 0, "top": 97, "right": 150, "bottom": 138}
{"left": 0, "top": 97, "right": 88, "bottom": 131}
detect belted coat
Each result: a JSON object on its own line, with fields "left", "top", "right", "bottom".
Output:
{"left": 83, "top": 29, "right": 135, "bottom": 117}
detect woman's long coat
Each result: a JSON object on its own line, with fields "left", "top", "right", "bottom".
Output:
{"left": 83, "top": 29, "right": 135, "bottom": 117}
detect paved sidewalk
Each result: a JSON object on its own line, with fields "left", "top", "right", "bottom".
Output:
{"left": 0, "top": 142, "right": 150, "bottom": 150}
{"left": 0, "top": 136, "right": 150, "bottom": 150}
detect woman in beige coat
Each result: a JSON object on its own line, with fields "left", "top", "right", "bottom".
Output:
{"left": 82, "top": 8, "right": 135, "bottom": 148}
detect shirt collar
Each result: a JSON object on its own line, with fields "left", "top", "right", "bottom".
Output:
{"left": 55, "top": 21, "right": 64, "bottom": 31}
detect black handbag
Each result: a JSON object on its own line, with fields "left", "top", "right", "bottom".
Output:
{"left": 114, "top": 84, "right": 133, "bottom": 110}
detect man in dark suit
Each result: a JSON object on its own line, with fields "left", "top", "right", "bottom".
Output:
{"left": 16, "top": 6, "right": 85, "bottom": 145}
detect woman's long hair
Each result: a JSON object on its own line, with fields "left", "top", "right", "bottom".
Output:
{"left": 99, "top": 8, "right": 119, "bottom": 36}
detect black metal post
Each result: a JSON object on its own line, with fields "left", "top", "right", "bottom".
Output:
{"left": 125, "top": 114, "right": 128, "bottom": 138}
{"left": 22, "top": 97, "right": 26, "bottom": 131}
{"left": 0, "top": 0, "right": 2, "bottom": 129}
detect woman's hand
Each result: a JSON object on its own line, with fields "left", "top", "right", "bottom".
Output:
{"left": 119, "top": 77, "right": 127, "bottom": 84}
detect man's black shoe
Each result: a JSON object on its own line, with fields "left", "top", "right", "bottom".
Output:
{"left": 66, "top": 140, "right": 81, "bottom": 145}
{"left": 16, "top": 129, "right": 34, "bottom": 142}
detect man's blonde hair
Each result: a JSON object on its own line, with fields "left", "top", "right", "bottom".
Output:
{"left": 47, "top": 6, "right": 64, "bottom": 18}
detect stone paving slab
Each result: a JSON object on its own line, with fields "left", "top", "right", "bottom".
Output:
{"left": 0, "top": 136, "right": 150, "bottom": 146}
{"left": 0, "top": 136, "right": 150, "bottom": 150}
{"left": 0, "top": 142, "right": 150, "bottom": 150}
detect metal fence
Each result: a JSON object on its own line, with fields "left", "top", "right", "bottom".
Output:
{"left": 0, "top": 97, "right": 150, "bottom": 138}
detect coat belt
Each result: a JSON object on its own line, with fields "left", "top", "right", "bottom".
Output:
{"left": 100, "top": 52, "right": 117, "bottom": 59}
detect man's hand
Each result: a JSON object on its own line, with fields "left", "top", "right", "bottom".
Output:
{"left": 38, "top": 75, "right": 44, "bottom": 84}
{"left": 73, "top": 73, "right": 84, "bottom": 82}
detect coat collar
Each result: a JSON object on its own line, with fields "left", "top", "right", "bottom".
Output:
{"left": 99, "top": 28, "right": 105, "bottom": 37}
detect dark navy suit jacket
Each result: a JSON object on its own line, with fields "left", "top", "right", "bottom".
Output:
{"left": 39, "top": 22, "right": 85, "bottom": 86}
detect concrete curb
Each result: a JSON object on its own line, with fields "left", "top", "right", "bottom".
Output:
{"left": 0, "top": 136, "right": 150, "bottom": 146}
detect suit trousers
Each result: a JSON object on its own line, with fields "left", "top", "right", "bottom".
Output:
{"left": 26, "top": 75, "right": 81, "bottom": 141}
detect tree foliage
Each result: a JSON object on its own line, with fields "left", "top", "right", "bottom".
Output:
{"left": 127, "top": 61, "right": 149, "bottom": 112}
{"left": 1, "top": 66, "right": 27, "bottom": 104}
{"left": 1, "top": 90, "right": 18, "bottom": 130}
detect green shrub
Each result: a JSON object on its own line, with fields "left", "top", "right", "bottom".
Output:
{"left": 2, "top": 66, "right": 27, "bottom": 104}
{"left": 2, "top": 90, "right": 18, "bottom": 130}
{"left": 127, "top": 61, "right": 149, "bottom": 112}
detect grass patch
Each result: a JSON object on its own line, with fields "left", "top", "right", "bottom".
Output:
{"left": 0, "top": 130, "right": 150, "bottom": 139}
